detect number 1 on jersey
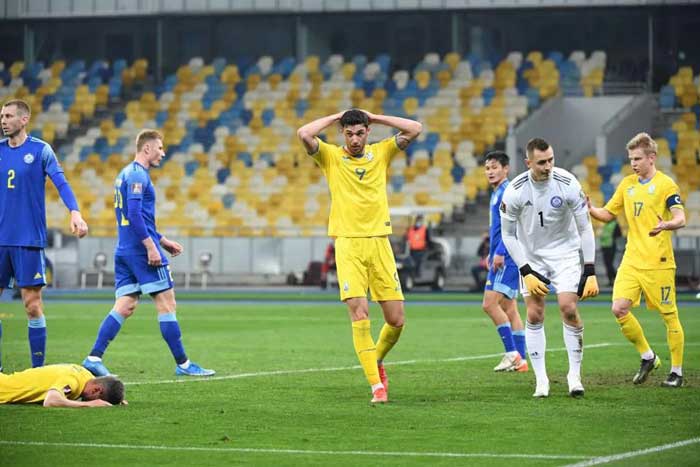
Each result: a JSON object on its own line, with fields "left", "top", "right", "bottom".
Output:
{"left": 538, "top": 210, "right": 544, "bottom": 227}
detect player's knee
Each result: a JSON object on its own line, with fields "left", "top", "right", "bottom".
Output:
{"left": 611, "top": 302, "right": 629, "bottom": 319}
{"left": 23, "top": 296, "right": 43, "bottom": 318}
{"left": 661, "top": 312, "right": 682, "bottom": 330}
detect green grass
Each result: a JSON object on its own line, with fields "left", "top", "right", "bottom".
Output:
{"left": 1, "top": 298, "right": 699, "bottom": 466}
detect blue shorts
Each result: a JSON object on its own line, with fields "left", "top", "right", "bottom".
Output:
{"left": 484, "top": 262, "right": 519, "bottom": 300}
{"left": 0, "top": 246, "right": 47, "bottom": 289}
{"left": 114, "top": 254, "right": 173, "bottom": 298}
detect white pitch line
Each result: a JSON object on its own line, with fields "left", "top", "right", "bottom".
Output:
{"left": 0, "top": 440, "right": 589, "bottom": 460}
{"left": 126, "top": 343, "right": 613, "bottom": 386}
{"left": 562, "top": 437, "right": 700, "bottom": 466}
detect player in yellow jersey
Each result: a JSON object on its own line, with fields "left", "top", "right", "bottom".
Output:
{"left": 589, "top": 132, "right": 686, "bottom": 388}
{"left": 297, "top": 109, "right": 422, "bottom": 403}
{"left": 0, "top": 363, "right": 124, "bottom": 407}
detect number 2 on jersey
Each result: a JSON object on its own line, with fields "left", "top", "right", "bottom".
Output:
{"left": 113, "top": 188, "right": 130, "bottom": 226}
{"left": 7, "top": 169, "right": 15, "bottom": 189}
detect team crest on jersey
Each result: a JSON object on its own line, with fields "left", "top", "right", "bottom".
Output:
{"left": 23, "top": 153, "right": 34, "bottom": 164}
{"left": 647, "top": 184, "right": 656, "bottom": 194}
{"left": 550, "top": 196, "right": 563, "bottom": 208}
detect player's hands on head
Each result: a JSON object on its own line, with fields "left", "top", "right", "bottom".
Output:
{"left": 519, "top": 264, "right": 550, "bottom": 297}
{"left": 577, "top": 263, "right": 599, "bottom": 300}
{"left": 70, "top": 211, "right": 89, "bottom": 238}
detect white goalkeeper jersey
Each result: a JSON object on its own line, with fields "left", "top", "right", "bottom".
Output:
{"left": 500, "top": 167, "right": 587, "bottom": 262}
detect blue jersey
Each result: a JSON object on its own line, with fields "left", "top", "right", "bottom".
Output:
{"left": 114, "top": 161, "right": 162, "bottom": 257}
{"left": 488, "top": 180, "right": 515, "bottom": 266}
{"left": 0, "top": 136, "right": 65, "bottom": 247}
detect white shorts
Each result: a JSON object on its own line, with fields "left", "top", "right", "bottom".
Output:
{"left": 520, "top": 254, "right": 581, "bottom": 297}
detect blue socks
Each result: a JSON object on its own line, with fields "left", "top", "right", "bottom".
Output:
{"left": 496, "top": 323, "right": 516, "bottom": 353}
{"left": 90, "top": 310, "right": 125, "bottom": 358}
{"left": 513, "top": 330, "right": 527, "bottom": 360}
{"left": 28, "top": 316, "right": 47, "bottom": 367}
{"left": 159, "top": 312, "right": 187, "bottom": 365}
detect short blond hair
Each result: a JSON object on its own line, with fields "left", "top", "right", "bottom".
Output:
{"left": 2, "top": 99, "right": 31, "bottom": 116}
{"left": 135, "top": 129, "right": 163, "bottom": 152}
{"left": 626, "top": 132, "right": 657, "bottom": 156}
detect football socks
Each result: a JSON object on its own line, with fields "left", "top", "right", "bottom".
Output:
{"left": 496, "top": 323, "right": 517, "bottom": 354}
{"left": 661, "top": 311, "right": 684, "bottom": 370}
{"left": 351, "top": 319, "right": 380, "bottom": 386}
{"left": 616, "top": 312, "right": 652, "bottom": 357}
{"left": 28, "top": 316, "right": 46, "bottom": 367}
{"left": 526, "top": 321, "right": 547, "bottom": 383}
{"left": 376, "top": 323, "right": 403, "bottom": 362}
{"left": 513, "top": 329, "right": 527, "bottom": 361}
{"left": 159, "top": 312, "right": 188, "bottom": 365}
{"left": 89, "top": 310, "right": 124, "bottom": 358}
{"left": 563, "top": 323, "right": 584, "bottom": 378}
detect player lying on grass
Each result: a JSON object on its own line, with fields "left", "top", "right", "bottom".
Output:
{"left": 0, "top": 363, "right": 125, "bottom": 408}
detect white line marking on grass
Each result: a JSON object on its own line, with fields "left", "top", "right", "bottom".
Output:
{"left": 562, "top": 437, "right": 700, "bottom": 466}
{"left": 126, "top": 343, "right": 613, "bottom": 386}
{"left": 0, "top": 440, "right": 589, "bottom": 460}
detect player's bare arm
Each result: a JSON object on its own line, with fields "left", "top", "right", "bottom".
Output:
{"left": 160, "top": 236, "right": 184, "bottom": 256}
{"left": 43, "top": 389, "right": 112, "bottom": 408}
{"left": 586, "top": 196, "right": 615, "bottom": 222}
{"left": 296, "top": 112, "right": 344, "bottom": 154}
{"left": 363, "top": 112, "right": 422, "bottom": 150}
{"left": 649, "top": 207, "right": 686, "bottom": 237}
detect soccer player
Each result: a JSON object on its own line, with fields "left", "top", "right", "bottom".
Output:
{"left": 588, "top": 132, "right": 686, "bottom": 388}
{"left": 297, "top": 109, "right": 422, "bottom": 403}
{"left": 0, "top": 363, "right": 124, "bottom": 407}
{"left": 0, "top": 99, "right": 88, "bottom": 370}
{"left": 500, "top": 138, "right": 599, "bottom": 398}
{"left": 482, "top": 151, "right": 527, "bottom": 372}
{"left": 81, "top": 130, "right": 214, "bottom": 377}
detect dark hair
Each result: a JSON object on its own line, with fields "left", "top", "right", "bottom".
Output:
{"left": 95, "top": 376, "right": 125, "bottom": 405}
{"left": 526, "top": 138, "right": 550, "bottom": 159}
{"left": 484, "top": 151, "right": 510, "bottom": 167}
{"left": 339, "top": 109, "right": 369, "bottom": 128}
{"left": 2, "top": 99, "right": 31, "bottom": 116}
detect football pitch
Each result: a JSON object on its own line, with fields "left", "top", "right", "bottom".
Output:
{"left": 1, "top": 293, "right": 699, "bottom": 467}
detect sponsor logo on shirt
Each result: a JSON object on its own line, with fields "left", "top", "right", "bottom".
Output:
{"left": 550, "top": 196, "right": 563, "bottom": 208}
{"left": 627, "top": 187, "right": 635, "bottom": 196}
{"left": 648, "top": 184, "right": 656, "bottom": 194}
{"left": 34, "top": 272, "right": 43, "bottom": 280}
{"left": 63, "top": 385, "right": 71, "bottom": 395}
{"left": 365, "top": 152, "right": 374, "bottom": 162}
{"left": 500, "top": 201, "right": 507, "bottom": 213}
{"left": 131, "top": 183, "right": 143, "bottom": 194}
{"left": 23, "top": 153, "right": 34, "bottom": 164}
{"left": 343, "top": 281, "right": 349, "bottom": 292}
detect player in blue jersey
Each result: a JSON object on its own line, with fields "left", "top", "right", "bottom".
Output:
{"left": 0, "top": 99, "right": 88, "bottom": 370}
{"left": 82, "top": 129, "right": 214, "bottom": 377}
{"left": 481, "top": 151, "right": 527, "bottom": 372}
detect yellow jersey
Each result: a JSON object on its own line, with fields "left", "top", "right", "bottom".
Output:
{"left": 311, "top": 136, "right": 400, "bottom": 237}
{"left": 0, "top": 364, "right": 93, "bottom": 404}
{"left": 604, "top": 170, "right": 683, "bottom": 270}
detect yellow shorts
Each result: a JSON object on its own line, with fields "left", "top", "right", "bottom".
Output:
{"left": 612, "top": 263, "right": 677, "bottom": 314}
{"left": 334, "top": 236, "right": 404, "bottom": 302}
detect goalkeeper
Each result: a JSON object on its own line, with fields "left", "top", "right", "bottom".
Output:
{"left": 500, "top": 138, "right": 599, "bottom": 399}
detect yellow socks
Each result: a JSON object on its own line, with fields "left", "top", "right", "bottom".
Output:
{"left": 351, "top": 319, "right": 380, "bottom": 386}
{"left": 376, "top": 323, "right": 404, "bottom": 362}
{"left": 616, "top": 312, "right": 651, "bottom": 356}
{"left": 662, "top": 312, "right": 685, "bottom": 368}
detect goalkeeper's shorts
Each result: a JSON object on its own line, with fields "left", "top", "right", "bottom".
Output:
{"left": 519, "top": 254, "right": 580, "bottom": 297}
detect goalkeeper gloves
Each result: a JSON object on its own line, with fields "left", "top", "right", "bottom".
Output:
{"left": 519, "top": 264, "right": 551, "bottom": 297}
{"left": 577, "top": 263, "right": 599, "bottom": 300}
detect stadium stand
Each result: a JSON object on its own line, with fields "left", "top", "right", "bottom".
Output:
{"left": 1, "top": 51, "right": 607, "bottom": 237}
